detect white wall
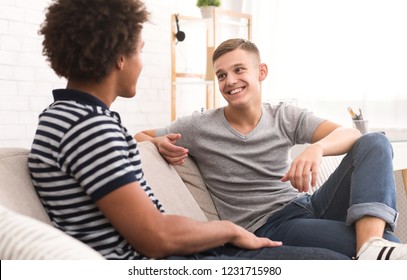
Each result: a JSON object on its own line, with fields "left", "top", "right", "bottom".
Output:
{"left": 0, "top": 0, "right": 211, "bottom": 148}
{"left": 1, "top": 0, "right": 406, "bottom": 148}
{"left": 246, "top": 0, "right": 407, "bottom": 130}
{"left": 0, "top": 0, "right": 62, "bottom": 148}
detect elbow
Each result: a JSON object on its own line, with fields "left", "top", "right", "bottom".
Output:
{"left": 133, "top": 132, "right": 147, "bottom": 142}
{"left": 143, "top": 240, "right": 178, "bottom": 259}
{"left": 336, "top": 126, "right": 362, "bottom": 141}
{"left": 129, "top": 228, "right": 180, "bottom": 259}
{"left": 350, "top": 127, "right": 363, "bottom": 139}
{"left": 138, "top": 247, "right": 168, "bottom": 259}
{"left": 134, "top": 130, "right": 156, "bottom": 142}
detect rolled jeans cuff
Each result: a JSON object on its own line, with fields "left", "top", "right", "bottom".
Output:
{"left": 346, "top": 202, "right": 399, "bottom": 232}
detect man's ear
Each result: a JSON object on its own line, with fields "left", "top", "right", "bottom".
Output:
{"left": 116, "top": 55, "right": 125, "bottom": 70}
{"left": 259, "top": 63, "right": 268, "bottom": 81}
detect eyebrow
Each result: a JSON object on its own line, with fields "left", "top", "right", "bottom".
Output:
{"left": 215, "top": 69, "right": 224, "bottom": 76}
{"left": 215, "top": 63, "right": 246, "bottom": 75}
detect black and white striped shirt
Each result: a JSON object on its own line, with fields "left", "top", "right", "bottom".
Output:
{"left": 28, "top": 89, "right": 164, "bottom": 259}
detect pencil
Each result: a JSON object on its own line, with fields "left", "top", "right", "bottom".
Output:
{"left": 347, "top": 107, "right": 357, "bottom": 120}
{"left": 358, "top": 108, "right": 363, "bottom": 120}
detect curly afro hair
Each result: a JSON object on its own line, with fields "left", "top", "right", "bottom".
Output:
{"left": 40, "top": 0, "right": 149, "bottom": 82}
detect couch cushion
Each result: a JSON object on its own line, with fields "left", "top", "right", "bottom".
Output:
{"left": 138, "top": 141, "right": 207, "bottom": 221}
{"left": 0, "top": 148, "right": 51, "bottom": 225}
{"left": 0, "top": 204, "right": 104, "bottom": 259}
{"left": 173, "top": 157, "right": 220, "bottom": 221}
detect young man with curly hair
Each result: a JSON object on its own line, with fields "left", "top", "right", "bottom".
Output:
{"left": 136, "top": 38, "right": 407, "bottom": 260}
{"left": 28, "top": 0, "right": 347, "bottom": 260}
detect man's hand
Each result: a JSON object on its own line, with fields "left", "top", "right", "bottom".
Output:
{"left": 155, "top": 133, "right": 189, "bottom": 165}
{"left": 230, "top": 224, "right": 283, "bottom": 249}
{"left": 281, "top": 144, "right": 323, "bottom": 193}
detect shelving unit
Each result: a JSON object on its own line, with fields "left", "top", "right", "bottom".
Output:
{"left": 170, "top": 8, "right": 252, "bottom": 121}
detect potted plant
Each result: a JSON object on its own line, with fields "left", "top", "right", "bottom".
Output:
{"left": 196, "top": 0, "right": 221, "bottom": 18}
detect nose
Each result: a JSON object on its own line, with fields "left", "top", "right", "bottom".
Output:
{"left": 226, "top": 73, "right": 238, "bottom": 86}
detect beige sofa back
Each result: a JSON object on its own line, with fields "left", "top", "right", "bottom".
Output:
{"left": 0, "top": 148, "right": 51, "bottom": 225}
{"left": 138, "top": 141, "right": 212, "bottom": 221}
{"left": 0, "top": 142, "right": 215, "bottom": 224}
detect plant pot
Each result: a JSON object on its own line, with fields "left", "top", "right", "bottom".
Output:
{"left": 200, "top": 6, "right": 216, "bottom": 19}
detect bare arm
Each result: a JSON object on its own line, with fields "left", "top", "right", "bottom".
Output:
{"left": 311, "top": 121, "right": 362, "bottom": 156}
{"left": 97, "top": 181, "right": 281, "bottom": 259}
{"left": 282, "top": 121, "right": 361, "bottom": 192}
{"left": 134, "top": 129, "right": 157, "bottom": 142}
{"left": 135, "top": 130, "right": 189, "bottom": 165}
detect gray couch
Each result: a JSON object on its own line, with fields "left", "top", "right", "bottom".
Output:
{"left": 1, "top": 141, "right": 406, "bottom": 259}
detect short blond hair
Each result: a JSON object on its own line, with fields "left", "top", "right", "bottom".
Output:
{"left": 212, "top": 38, "right": 261, "bottom": 64}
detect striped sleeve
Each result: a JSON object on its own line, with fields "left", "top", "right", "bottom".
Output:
{"left": 58, "top": 113, "right": 138, "bottom": 201}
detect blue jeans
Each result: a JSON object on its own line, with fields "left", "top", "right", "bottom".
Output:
{"left": 255, "top": 132, "right": 400, "bottom": 258}
{"left": 167, "top": 245, "right": 349, "bottom": 260}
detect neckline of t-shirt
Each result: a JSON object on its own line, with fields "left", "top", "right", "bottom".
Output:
{"left": 220, "top": 107, "right": 264, "bottom": 140}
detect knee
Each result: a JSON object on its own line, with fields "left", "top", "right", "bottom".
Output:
{"left": 356, "top": 132, "right": 393, "bottom": 157}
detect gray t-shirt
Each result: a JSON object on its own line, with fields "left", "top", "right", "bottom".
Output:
{"left": 156, "top": 102, "right": 325, "bottom": 232}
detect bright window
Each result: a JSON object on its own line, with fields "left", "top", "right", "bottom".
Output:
{"left": 245, "top": 0, "right": 407, "bottom": 130}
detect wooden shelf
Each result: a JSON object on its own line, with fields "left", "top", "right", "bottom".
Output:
{"left": 175, "top": 73, "right": 206, "bottom": 79}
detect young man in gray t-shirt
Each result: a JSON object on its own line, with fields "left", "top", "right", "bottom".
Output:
{"left": 136, "top": 38, "right": 407, "bottom": 260}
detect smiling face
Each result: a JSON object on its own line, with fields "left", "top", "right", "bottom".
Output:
{"left": 214, "top": 48, "right": 268, "bottom": 110}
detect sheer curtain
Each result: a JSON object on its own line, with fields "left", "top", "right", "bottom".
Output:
{"left": 240, "top": 0, "right": 407, "bottom": 130}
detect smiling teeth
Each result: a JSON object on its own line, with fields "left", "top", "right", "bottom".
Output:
{"left": 229, "top": 88, "right": 242, "bottom": 95}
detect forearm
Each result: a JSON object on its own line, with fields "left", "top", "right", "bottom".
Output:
{"left": 155, "top": 216, "right": 239, "bottom": 257}
{"left": 312, "top": 127, "right": 361, "bottom": 156}
{"left": 134, "top": 131, "right": 188, "bottom": 165}
{"left": 285, "top": 123, "right": 362, "bottom": 191}
{"left": 134, "top": 129, "right": 156, "bottom": 142}
{"left": 98, "top": 182, "right": 246, "bottom": 259}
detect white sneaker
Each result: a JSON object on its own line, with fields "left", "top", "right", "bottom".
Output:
{"left": 356, "top": 237, "right": 407, "bottom": 260}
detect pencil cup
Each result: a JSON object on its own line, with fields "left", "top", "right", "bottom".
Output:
{"left": 353, "top": 120, "right": 369, "bottom": 135}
